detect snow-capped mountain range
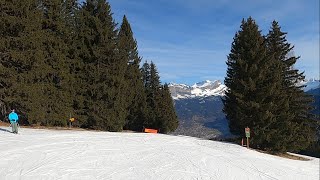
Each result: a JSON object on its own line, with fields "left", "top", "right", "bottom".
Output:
{"left": 169, "top": 79, "right": 320, "bottom": 100}
{"left": 168, "top": 80, "right": 227, "bottom": 100}
{"left": 300, "top": 78, "right": 320, "bottom": 91}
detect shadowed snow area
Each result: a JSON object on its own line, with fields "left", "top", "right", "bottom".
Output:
{"left": 0, "top": 127, "right": 318, "bottom": 180}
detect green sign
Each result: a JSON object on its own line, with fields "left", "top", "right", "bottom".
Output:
{"left": 245, "top": 132, "right": 250, "bottom": 138}
{"left": 245, "top": 127, "right": 250, "bottom": 138}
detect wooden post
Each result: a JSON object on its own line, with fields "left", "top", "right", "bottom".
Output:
{"left": 241, "top": 138, "right": 244, "bottom": 146}
{"left": 247, "top": 137, "right": 249, "bottom": 148}
{"left": 69, "top": 113, "right": 71, "bottom": 128}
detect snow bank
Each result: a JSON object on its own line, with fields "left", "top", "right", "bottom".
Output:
{"left": 0, "top": 127, "right": 318, "bottom": 180}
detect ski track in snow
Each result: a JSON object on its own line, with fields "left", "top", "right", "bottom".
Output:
{"left": 0, "top": 127, "right": 318, "bottom": 180}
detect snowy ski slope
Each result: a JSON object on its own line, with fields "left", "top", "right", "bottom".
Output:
{"left": 0, "top": 127, "right": 318, "bottom": 180}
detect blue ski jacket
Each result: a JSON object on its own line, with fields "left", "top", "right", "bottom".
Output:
{"left": 9, "top": 112, "right": 19, "bottom": 122}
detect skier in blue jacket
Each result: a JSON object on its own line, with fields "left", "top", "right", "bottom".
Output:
{"left": 8, "top": 109, "right": 19, "bottom": 134}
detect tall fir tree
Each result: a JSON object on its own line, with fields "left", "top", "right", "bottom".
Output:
{"left": 142, "top": 61, "right": 151, "bottom": 88}
{"left": 76, "top": 0, "right": 127, "bottom": 131}
{"left": 157, "top": 84, "right": 179, "bottom": 133}
{"left": 118, "top": 15, "right": 146, "bottom": 131}
{"left": 28, "top": 0, "right": 75, "bottom": 126}
{"left": 0, "top": 0, "right": 22, "bottom": 118}
{"left": 145, "top": 61, "right": 161, "bottom": 128}
{"left": 223, "top": 17, "right": 289, "bottom": 151}
{"left": 266, "top": 21, "right": 317, "bottom": 152}
{"left": 0, "top": 0, "right": 45, "bottom": 124}
{"left": 142, "top": 61, "right": 178, "bottom": 132}
{"left": 0, "top": 0, "right": 80, "bottom": 126}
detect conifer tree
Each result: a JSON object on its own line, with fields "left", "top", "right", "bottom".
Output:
{"left": 62, "top": 0, "right": 81, "bottom": 126}
{"left": 141, "top": 61, "right": 178, "bottom": 132}
{"left": 142, "top": 61, "right": 154, "bottom": 128}
{"left": 118, "top": 15, "right": 146, "bottom": 131}
{"left": 0, "top": 0, "right": 44, "bottom": 124}
{"left": 26, "top": 0, "right": 75, "bottom": 126}
{"left": 223, "top": 17, "right": 287, "bottom": 151}
{"left": 146, "top": 61, "right": 161, "bottom": 128}
{"left": 224, "top": 17, "right": 266, "bottom": 135}
{"left": 3, "top": 0, "right": 76, "bottom": 126}
{"left": 142, "top": 61, "right": 151, "bottom": 87}
{"left": 157, "top": 84, "right": 179, "bottom": 133}
{"left": 266, "top": 21, "right": 317, "bottom": 152}
{"left": 76, "top": 0, "right": 127, "bottom": 131}
{"left": 0, "top": 0, "right": 21, "bottom": 115}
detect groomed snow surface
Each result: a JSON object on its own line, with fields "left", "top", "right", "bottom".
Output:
{"left": 0, "top": 127, "right": 318, "bottom": 180}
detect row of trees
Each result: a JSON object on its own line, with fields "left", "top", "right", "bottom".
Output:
{"left": 0, "top": 0, "right": 178, "bottom": 133}
{"left": 223, "top": 17, "right": 317, "bottom": 152}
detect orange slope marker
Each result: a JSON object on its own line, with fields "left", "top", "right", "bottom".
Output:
{"left": 144, "top": 128, "right": 158, "bottom": 133}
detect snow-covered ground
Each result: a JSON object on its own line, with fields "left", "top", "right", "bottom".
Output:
{"left": 0, "top": 127, "right": 318, "bottom": 180}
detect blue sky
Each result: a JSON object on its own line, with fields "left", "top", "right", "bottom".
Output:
{"left": 107, "top": 0, "right": 319, "bottom": 85}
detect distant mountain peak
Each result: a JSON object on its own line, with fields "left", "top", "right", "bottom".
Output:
{"left": 300, "top": 79, "right": 320, "bottom": 91}
{"left": 169, "top": 80, "right": 227, "bottom": 100}
{"left": 192, "top": 80, "right": 220, "bottom": 88}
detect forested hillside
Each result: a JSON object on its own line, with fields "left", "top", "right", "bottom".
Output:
{"left": 0, "top": 0, "right": 178, "bottom": 133}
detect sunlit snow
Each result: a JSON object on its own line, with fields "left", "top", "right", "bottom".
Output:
{"left": 0, "top": 127, "right": 318, "bottom": 180}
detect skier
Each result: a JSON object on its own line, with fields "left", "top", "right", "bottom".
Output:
{"left": 8, "top": 109, "right": 19, "bottom": 134}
